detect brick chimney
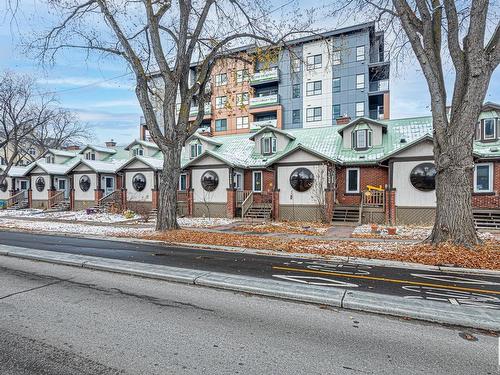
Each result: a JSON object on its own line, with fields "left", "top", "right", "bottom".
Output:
{"left": 336, "top": 115, "right": 351, "bottom": 125}
{"left": 65, "top": 145, "right": 80, "bottom": 151}
{"left": 105, "top": 139, "right": 117, "bottom": 148}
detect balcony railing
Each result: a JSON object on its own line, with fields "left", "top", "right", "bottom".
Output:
{"left": 369, "top": 106, "right": 385, "bottom": 120}
{"left": 249, "top": 94, "right": 279, "bottom": 108}
{"left": 369, "top": 51, "right": 390, "bottom": 64}
{"left": 250, "top": 119, "right": 277, "bottom": 130}
{"left": 250, "top": 68, "right": 279, "bottom": 85}
{"left": 369, "top": 79, "right": 389, "bottom": 92}
{"left": 189, "top": 103, "right": 212, "bottom": 117}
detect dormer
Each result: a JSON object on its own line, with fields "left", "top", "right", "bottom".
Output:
{"left": 475, "top": 102, "right": 499, "bottom": 142}
{"left": 249, "top": 126, "right": 295, "bottom": 156}
{"left": 79, "top": 145, "right": 117, "bottom": 161}
{"left": 185, "top": 133, "right": 222, "bottom": 159}
{"left": 41, "top": 149, "right": 77, "bottom": 164}
{"left": 338, "top": 118, "right": 386, "bottom": 151}
{"left": 125, "top": 139, "right": 160, "bottom": 158}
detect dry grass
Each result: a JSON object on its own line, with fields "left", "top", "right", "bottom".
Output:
{"left": 232, "top": 221, "right": 330, "bottom": 236}
{"left": 137, "top": 229, "right": 500, "bottom": 270}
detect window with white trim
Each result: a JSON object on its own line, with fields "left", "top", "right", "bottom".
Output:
{"left": 236, "top": 116, "right": 249, "bottom": 129}
{"left": 133, "top": 147, "right": 144, "bottom": 156}
{"left": 352, "top": 129, "right": 372, "bottom": 150}
{"left": 189, "top": 141, "right": 202, "bottom": 159}
{"left": 306, "top": 54, "right": 322, "bottom": 70}
{"left": 179, "top": 174, "right": 187, "bottom": 191}
{"left": 474, "top": 163, "right": 493, "bottom": 193}
{"left": 252, "top": 171, "right": 262, "bottom": 192}
{"left": 306, "top": 81, "right": 322, "bottom": 96}
{"left": 236, "top": 69, "right": 249, "bottom": 83}
{"left": 306, "top": 107, "right": 322, "bottom": 122}
{"left": 45, "top": 155, "right": 55, "bottom": 163}
{"left": 346, "top": 168, "right": 360, "bottom": 193}
{"left": 261, "top": 136, "right": 277, "bottom": 155}
{"left": 355, "top": 102, "right": 365, "bottom": 117}
{"left": 85, "top": 152, "right": 95, "bottom": 161}
{"left": 356, "top": 74, "right": 365, "bottom": 89}
{"left": 333, "top": 50, "right": 341, "bottom": 65}
{"left": 233, "top": 172, "right": 243, "bottom": 190}
{"left": 215, "top": 73, "right": 227, "bottom": 86}
{"left": 215, "top": 96, "right": 227, "bottom": 109}
{"left": 356, "top": 46, "right": 365, "bottom": 61}
{"left": 483, "top": 118, "right": 496, "bottom": 140}
{"left": 236, "top": 92, "right": 249, "bottom": 106}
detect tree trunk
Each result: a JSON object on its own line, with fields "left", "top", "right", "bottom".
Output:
{"left": 427, "top": 117, "right": 480, "bottom": 247}
{"left": 156, "top": 145, "right": 182, "bottom": 231}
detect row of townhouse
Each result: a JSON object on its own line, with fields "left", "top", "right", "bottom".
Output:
{"left": 1, "top": 103, "right": 499, "bottom": 226}
{"left": 142, "top": 21, "right": 390, "bottom": 141}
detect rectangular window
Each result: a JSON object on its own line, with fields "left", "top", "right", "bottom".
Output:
{"left": 292, "top": 109, "right": 301, "bottom": 124}
{"left": 215, "top": 96, "right": 227, "bottom": 109}
{"left": 291, "top": 57, "right": 301, "bottom": 72}
{"left": 474, "top": 163, "right": 493, "bottom": 192}
{"left": 355, "top": 102, "right": 365, "bottom": 117}
{"left": 332, "top": 104, "right": 341, "bottom": 120}
{"left": 133, "top": 148, "right": 144, "bottom": 156}
{"left": 261, "top": 137, "right": 277, "bottom": 155}
{"left": 236, "top": 116, "right": 249, "bottom": 129}
{"left": 253, "top": 171, "right": 262, "bottom": 192}
{"left": 346, "top": 168, "right": 360, "bottom": 193}
{"left": 236, "top": 69, "right": 249, "bottom": 83}
{"left": 28, "top": 148, "right": 36, "bottom": 156}
{"left": 352, "top": 130, "right": 372, "bottom": 150}
{"left": 307, "top": 54, "right": 322, "bottom": 70}
{"left": 306, "top": 107, "right": 322, "bottom": 122}
{"left": 233, "top": 172, "right": 243, "bottom": 190}
{"left": 332, "top": 78, "right": 341, "bottom": 93}
{"left": 483, "top": 119, "right": 496, "bottom": 139}
{"left": 179, "top": 174, "right": 187, "bottom": 191}
{"left": 333, "top": 50, "right": 341, "bottom": 65}
{"left": 292, "top": 84, "right": 301, "bottom": 98}
{"left": 236, "top": 92, "right": 249, "bottom": 106}
{"left": 85, "top": 152, "right": 95, "bottom": 161}
{"left": 356, "top": 46, "right": 365, "bottom": 61}
{"left": 215, "top": 119, "right": 227, "bottom": 132}
{"left": 356, "top": 74, "right": 365, "bottom": 89}
{"left": 189, "top": 143, "right": 202, "bottom": 158}
{"left": 356, "top": 130, "right": 367, "bottom": 149}
{"left": 45, "top": 155, "right": 54, "bottom": 163}
{"left": 215, "top": 73, "right": 227, "bottom": 86}
{"left": 306, "top": 80, "right": 322, "bottom": 96}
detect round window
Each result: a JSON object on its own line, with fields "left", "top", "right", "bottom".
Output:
{"left": 410, "top": 163, "right": 436, "bottom": 191}
{"left": 290, "top": 168, "right": 315, "bottom": 192}
{"left": 201, "top": 171, "right": 219, "bottom": 192}
{"left": 35, "top": 177, "right": 46, "bottom": 192}
{"left": 0, "top": 180, "right": 7, "bottom": 192}
{"left": 79, "top": 175, "right": 91, "bottom": 192}
{"left": 132, "top": 173, "right": 147, "bottom": 192}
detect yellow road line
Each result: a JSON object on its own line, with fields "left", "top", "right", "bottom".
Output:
{"left": 272, "top": 266, "right": 500, "bottom": 295}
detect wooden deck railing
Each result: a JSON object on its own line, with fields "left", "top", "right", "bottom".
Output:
{"left": 99, "top": 190, "right": 121, "bottom": 207}
{"left": 241, "top": 192, "right": 254, "bottom": 218}
{"left": 362, "top": 190, "right": 385, "bottom": 207}
{"left": 48, "top": 191, "right": 64, "bottom": 208}
{"left": 6, "top": 191, "right": 24, "bottom": 208}
{"left": 236, "top": 190, "right": 252, "bottom": 206}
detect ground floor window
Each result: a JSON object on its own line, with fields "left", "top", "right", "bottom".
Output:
{"left": 346, "top": 168, "right": 360, "bottom": 193}
{"left": 252, "top": 171, "right": 262, "bottom": 192}
{"left": 233, "top": 172, "right": 243, "bottom": 190}
{"left": 474, "top": 163, "right": 493, "bottom": 192}
{"left": 179, "top": 174, "right": 187, "bottom": 191}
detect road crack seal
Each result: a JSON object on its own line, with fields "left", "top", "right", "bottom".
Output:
{"left": 0, "top": 279, "right": 66, "bottom": 301}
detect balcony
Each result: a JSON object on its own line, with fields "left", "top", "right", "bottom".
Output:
{"left": 369, "top": 51, "right": 390, "bottom": 64}
{"left": 249, "top": 94, "right": 279, "bottom": 108}
{"left": 369, "top": 79, "right": 389, "bottom": 93}
{"left": 250, "top": 68, "right": 280, "bottom": 85}
{"left": 250, "top": 119, "right": 277, "bottom": 130}
{"left": 189, "top": 103, "right": 212, "bottom": 117}
{"left": 369, "top": 106, "right": 385, "bottom": 120}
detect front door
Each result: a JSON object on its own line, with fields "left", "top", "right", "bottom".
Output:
{"left": 104, "top": 176, "right": 115, "bottom": 196}
{"left": 57, "top": 178, "right": 69, "bottom": 199}
{"left": 19, "top": 180, "right": 29, "bottom": 199}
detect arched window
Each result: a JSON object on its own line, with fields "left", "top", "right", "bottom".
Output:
{"left": 79, "top": 175, "right": 91, "bottom": 192}
{"left": 132, "top": 173, "right": 147, "bottom": 192}
{"left": 410, "top": 163, "right": 436, "bottom": 191}
{"left": 201, "top": 171, "right": 219, "bottom": 192}
{"left": 289, "top": 168, "right": 315, "bottom": 192}
{"left": 35, "top": 177, "right": 46, "bottom": 192}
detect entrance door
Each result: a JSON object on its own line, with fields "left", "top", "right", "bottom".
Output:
{"left": 57, "top": 178, "right": 69, "bottom": 199}
{"left": 19, "top": 180, "right": 29, "bottom": 199}
{"left": 104, "top": 176, "right": 115, "bottom": 196}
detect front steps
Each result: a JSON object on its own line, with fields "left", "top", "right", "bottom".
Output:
{"left": 244, "top": 204, "right": 272, "bottom": 220}
{"left": 332, "top": 207, "right": 360, "bottom": 223}
{"left": 47, "top": 200, "right": 70, "bottom": 212}
{"left": 7, "top": 200, "right": 29, "bottom": 210}
{"left": 474, "top": 210, "right": 500, "bottom": 230}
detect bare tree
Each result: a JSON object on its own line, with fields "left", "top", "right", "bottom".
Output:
{"left": 327, "top": 0, "right": 499, "bottom": 247}
{"left": 22, "top": 0, "right": 310, "bottom": 231}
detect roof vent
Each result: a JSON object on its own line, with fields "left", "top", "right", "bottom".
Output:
{"left": 359, "top": 155, "right": 365, "bottom": 159}
{"left": 400, "top": 138, "right": 407, "bottom": 143}
{"left": 105, "top": 139, "right": 116, "bottom": 148}
{"left": 490, "top": 147, "right": 499, "bottom": 153}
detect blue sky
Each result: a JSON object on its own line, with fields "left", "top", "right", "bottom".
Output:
{"left": 0, "top": 1, "right": 498, "bottom": 145}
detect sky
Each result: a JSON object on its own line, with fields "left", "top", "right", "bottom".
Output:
{"left": 0, "top": 0, "right": 498, "bottom": 146}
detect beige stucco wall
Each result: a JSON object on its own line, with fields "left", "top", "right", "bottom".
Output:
{"left": 192, "top": 167, "right": 229, "bottom": 203}
{"left": 126, "top": 170, "right": 154, "bottom": 202}
{"left": 393, "top": 140, "right": 434, "bottom": 158}
{"left": 254, "top": 131, "right": 290, "bottom": 154}
{"left": 74, "top": 172, "right": 97, "bottom": 201}
{"left": 0, "top": 178, "right": 11, "bottom": 200}
{"left": 31, "top": 174, "right": 50, "bottom": 200}
{"left": 343, "top": 124, "right": 383, "bottom": 149}
{"left": 393, "top": 160, "right": 436, "bottom": 207}
{"left": 276, "top": 150, "right": 324, "bottom": 164}
{"left": 277, "top": 164, "right": 327, "bottom": 205}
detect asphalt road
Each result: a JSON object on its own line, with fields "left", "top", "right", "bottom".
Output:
{"left": 0, "top": 256, "right": 498, "bottom": 375}
{"left": 0, "top": 230, "right": 499, "bottom": 311}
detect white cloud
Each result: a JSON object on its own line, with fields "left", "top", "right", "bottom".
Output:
{"left": 89, "top": 99, "right": 140, "bottom": 108}
{"left": 38, "top": 77, "right": 134, "bottom": 90}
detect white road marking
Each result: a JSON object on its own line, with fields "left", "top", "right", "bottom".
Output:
{"left": 410, "top": 273, "right": 500, "bottom": 285}
{"left": 272, "top": 275, "right": 359, "bottom": 288}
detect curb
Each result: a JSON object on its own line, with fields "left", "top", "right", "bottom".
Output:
{"left": 0, "top": 245, "right": 498, "bottom": 332}
{"left": 1, "top": 227, "right": 499, "bottom": 276}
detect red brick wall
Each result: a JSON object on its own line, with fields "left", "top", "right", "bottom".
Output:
{"left": 243, "top": 169, "right": 274, "bottom": 204}
{"left": 336, "top": 166, "right": 388, "bottom": 206}
{"left": 472, "top": 161, "right": 500, "bottom": 209}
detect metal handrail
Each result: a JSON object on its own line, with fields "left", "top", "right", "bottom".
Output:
{"left": 6, "top": 191, "right": 24, "bottom": 208}
{"left": 241, "top": 191, "right": 254, "bottom": 218}
{"left": 48, "top": 191, "right": 64, "bottom": 208}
